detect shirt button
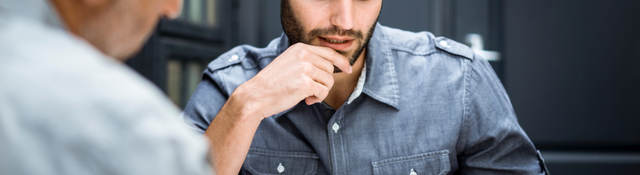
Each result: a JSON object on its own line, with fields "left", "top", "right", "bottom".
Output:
{"left": 332, "top": 122, "right": 340, "bottom": 133}
{"left": 228, "top": 54, "right": 239, "bottom": 62}
{"left": 277, "top": 163, "right": 285, "bottom": 173}
{"left": 438, "top": 40, "right": 451, "bottom": 48}
{"left": 410, "top": 168, "right": 418, "bottom": 175}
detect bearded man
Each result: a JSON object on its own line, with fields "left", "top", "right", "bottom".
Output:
{"left": 183, "top": 0, "right": 548, "bottom": 174}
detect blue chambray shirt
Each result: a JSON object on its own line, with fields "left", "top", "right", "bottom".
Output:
{"left": 182, "top": 24, "right": 548, "bottom": 175}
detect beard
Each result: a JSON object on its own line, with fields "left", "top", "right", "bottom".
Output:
{"left": 281, "top": 0, "right": 378, "bottom": 72}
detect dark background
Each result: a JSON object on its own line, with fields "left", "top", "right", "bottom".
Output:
{"left": 127, "top": 0, "right": 640, "bottom": 174}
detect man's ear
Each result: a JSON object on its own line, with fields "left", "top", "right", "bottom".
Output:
{"left": 163, "top": 0, "right": 183, "bottom": 19}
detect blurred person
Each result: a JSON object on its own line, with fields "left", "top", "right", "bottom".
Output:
{"left": 0, "top": 0, "right": 213, "bottom": 174}
{"left": 183, "top": 0, "right": 549, "bottom": 174}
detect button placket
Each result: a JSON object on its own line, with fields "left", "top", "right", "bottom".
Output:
{"left": 410, "top": 168, "right": 418, "bottom": 175}
{"left": 276, "top": 162, "right": 285, "bottom": 174}
{"left": 327, "top": 108, "right": 347, "bottom": 175}
{"left": 332, "top": 122, "right": 340, "bottom": 133}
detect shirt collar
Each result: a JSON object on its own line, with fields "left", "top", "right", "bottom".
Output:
{"left": 275, "top": 23, "right": 400, "bottom": 110}
{"left": 361, "top": 23, "right": 400, "bottom": 110}
{"left": 346, "top": 63, "right": 366, "bottom": 104}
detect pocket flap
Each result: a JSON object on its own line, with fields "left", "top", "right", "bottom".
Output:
{"left": 243, "top": 148, "right": 319, "bottom": 175}
{"left": 372, "top": 150, "right": 450, "bottom": 175}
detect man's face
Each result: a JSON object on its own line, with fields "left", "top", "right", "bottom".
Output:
{"left": 78, "top": 0, "right": 182, "bottom": 60}
{"left": 282, "top": 0, "right": 382, "bottom": 66}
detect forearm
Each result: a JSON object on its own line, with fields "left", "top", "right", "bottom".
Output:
{"left": 204, "top": 91, "right": 264, "bottom": 175}
{"left": 199, "top": 44, "right": 351, "bottom": 174}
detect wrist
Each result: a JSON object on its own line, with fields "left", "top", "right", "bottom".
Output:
{"left": 225, "top": 85, "right": 264, "bottom": 122}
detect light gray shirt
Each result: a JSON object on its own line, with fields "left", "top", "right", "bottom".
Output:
{"left": 0, "top": 0, "right": 211, "bottom": 174}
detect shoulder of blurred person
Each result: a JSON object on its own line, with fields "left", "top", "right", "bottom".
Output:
{"left": 0, "top": 1, "right": 211, "bottom": 175}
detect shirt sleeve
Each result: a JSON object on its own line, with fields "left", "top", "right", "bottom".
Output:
{"left": 110, "top": 108, "right": 214, "bottom": 175}
{"left": 182, "top": 69, "right": 230, "bottom": 134}
{"left": 456, "top": 57, "right": 548, "bottom": 174}
{"left": 75, "top": 86, "right": 214, "bottom": 175}
{"left": 0, "top": 81, "right": 214, "bottom": 175}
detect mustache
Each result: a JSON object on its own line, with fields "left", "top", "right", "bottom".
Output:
{"left": 308, "top": 26, "right": 364, "bottom": 40}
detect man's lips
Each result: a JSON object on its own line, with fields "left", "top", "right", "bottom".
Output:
{"left": 317, "top": 36, "right": 355, "bottom": 51}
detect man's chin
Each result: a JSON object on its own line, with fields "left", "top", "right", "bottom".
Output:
{"left": 336, "top": 50, "right": 359, "bottom": 63}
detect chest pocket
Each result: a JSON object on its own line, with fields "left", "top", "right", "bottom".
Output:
{"left": 372, "top": 150, "right": 450, "bottom": 175}
{"left": 241, "top": 148, "right": 319, "bottom": 175}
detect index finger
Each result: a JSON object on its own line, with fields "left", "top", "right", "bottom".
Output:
{"left": 306, "top": 45, "right": 353, "bottom": 74}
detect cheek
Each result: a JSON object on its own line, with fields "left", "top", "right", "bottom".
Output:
{"left": 291, "top": 1, "right": 331, "bottom": 32}
{"left": 356, "top": 4, "right": 381, "bottom": 31}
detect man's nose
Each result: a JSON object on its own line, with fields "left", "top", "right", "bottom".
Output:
{"left": 161, "top": 0, "right": 183, "bottom": 19}
{"left": 330, "top": 0, "right": 355, "bottom": 31}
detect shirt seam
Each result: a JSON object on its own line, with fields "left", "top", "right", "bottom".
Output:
{"left": 457, "top": 58, "right": 472, "bottom": 155}
{"left": 385, "top": 50, "right": 400, "bottom": 107}
{"left": 390, "top": 47, "right": 436, "bottom": 56}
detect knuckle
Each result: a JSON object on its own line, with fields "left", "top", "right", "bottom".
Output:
{"left": 298, "top": 49, "right": 309, "bottom": 58}
{"left": 295, "top": 43, "right": 309, "bottom": 51}
{"left": 302, "top": 77, "right": 314, "bottom": 87}
{"left": 301, "top": 62, "right": 313, "bottom": 73}
{"left": 317, "top": 87, "right": 325, "bottom": 96}
{"left": 292, "top": 43, "right": 302, "bottom": 49}
{"left": 295, "top": 79, "right": 311, "bottom": 93}
{"left": 327, "top": 65, "right": 335, "bottom": 72}
{"left": 320, "top": 85, "right": 329, "bottom": 92}
{"left": 320, "top": 86, "right": 329, "bottom": 97}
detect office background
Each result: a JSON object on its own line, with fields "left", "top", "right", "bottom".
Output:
{"left": 126, "top": 0, "right": 640, "bottom": 174}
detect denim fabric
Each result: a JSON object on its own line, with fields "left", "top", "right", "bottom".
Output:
{"left": 183, "top": 24, "right": 548, "bottom": 175}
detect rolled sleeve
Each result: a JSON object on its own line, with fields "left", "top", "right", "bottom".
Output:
{"left": 457, "top": 57, "right": 547, "bottom": 174}
{"left": 182, "top": 70, "right": 229, "bottom": 134}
